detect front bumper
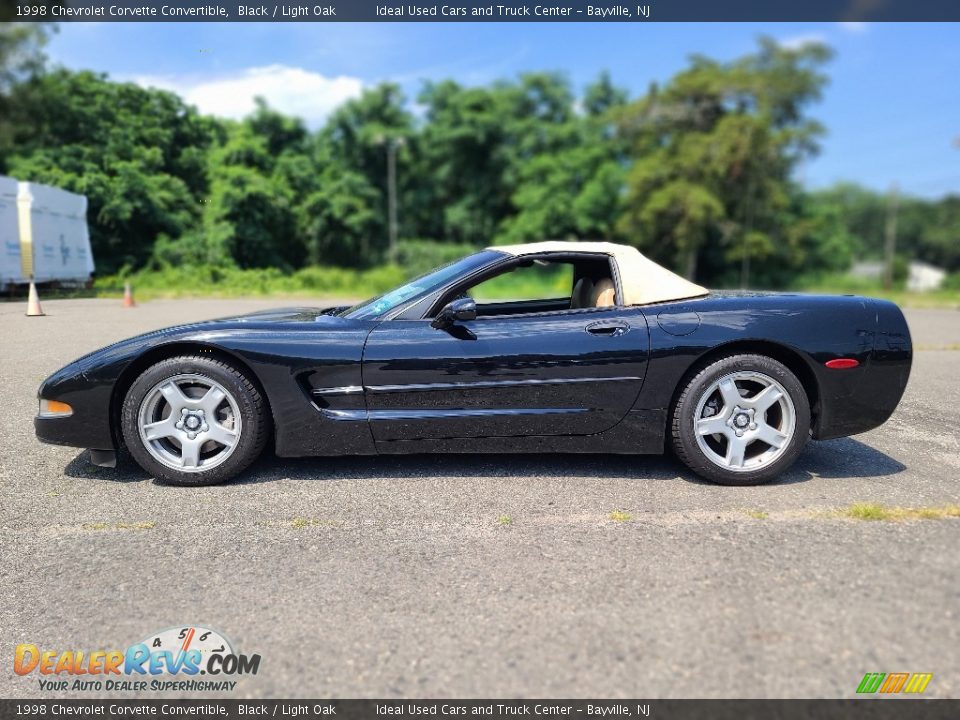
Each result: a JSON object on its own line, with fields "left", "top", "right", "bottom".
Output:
{"left": 35, "top": 413, "right": 116, "bottom": 451}
{"left": 35, "top": 361, "right": 118, "bottom": 451}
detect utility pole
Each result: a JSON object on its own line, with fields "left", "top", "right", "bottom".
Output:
{"left": 377, "top": 135, "right": 405, "bottom": 260}
{"left": 739, "top": 124, "right": 756, "bottom": 290}
{"left": 883, "top": 183, "right": 899, "bottom": 291}
{"left": 740, "top": 188, "right": 754, "bottom": 290}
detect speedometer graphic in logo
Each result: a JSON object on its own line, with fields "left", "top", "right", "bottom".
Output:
{"left": 140, "top": 626, "right": 233, "bottom": 668}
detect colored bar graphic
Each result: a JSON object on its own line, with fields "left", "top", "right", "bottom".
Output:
{"left": 879, "top": 673, "right": 909, "bottom": 693}
{"left": 857, "top": 672, "right": 933, "bottom": 694}
{"left": 903, "top": 673, "right": 933, "bottom": 694}
{"left": 857, "top": 673, "right": 886, "bottom": 694}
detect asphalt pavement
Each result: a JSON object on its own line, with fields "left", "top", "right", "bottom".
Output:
{"left": 0, "top": 298, "right": 957, "bottom": 699}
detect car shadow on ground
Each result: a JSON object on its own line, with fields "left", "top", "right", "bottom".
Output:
{"left": 64, "top": 436, "right": 905, "bottom": 487}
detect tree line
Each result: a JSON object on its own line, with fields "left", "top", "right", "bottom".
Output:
{"left": 1, "top": 26, "right": 958, "bottom": 288}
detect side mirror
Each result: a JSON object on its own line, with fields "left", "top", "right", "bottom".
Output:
{"left": 431, "top": 297, "right": 477, "bottom": 328}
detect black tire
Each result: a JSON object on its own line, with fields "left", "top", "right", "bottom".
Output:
{"left": 671, "top": 354, "right": 810, "bottom": 486}
{"left": 121, "top": 355, "right": 268, "bottom": 486}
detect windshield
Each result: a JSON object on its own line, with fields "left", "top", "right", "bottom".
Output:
{"left": 339, "top": 250, "right": 503, "bottom": 320}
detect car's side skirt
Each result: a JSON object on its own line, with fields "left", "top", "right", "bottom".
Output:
{"left": 370, "top": 408, "right": 666, "bottom": 455}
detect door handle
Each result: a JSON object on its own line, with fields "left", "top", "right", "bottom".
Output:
{"left": 586, "top": 320, "right": 630, "bottom": 337}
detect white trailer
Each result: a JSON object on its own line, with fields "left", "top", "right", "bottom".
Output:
{"left": 0, "top": 176, "right": 20, "bottom": 286}
{"left": 0, "top": 176, "right": 95, "bottom": 288}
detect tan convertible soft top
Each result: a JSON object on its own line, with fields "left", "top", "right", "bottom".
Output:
{"left": 489, "top": 241, "right": 709, "bottom": 306}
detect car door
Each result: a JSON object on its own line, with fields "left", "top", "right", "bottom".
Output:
{"left": 361, "top": 307, "right": 650, "bottom": 441}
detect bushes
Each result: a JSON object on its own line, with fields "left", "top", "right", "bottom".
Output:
{"left": 392, "top": 239, "right": 481, "bottom": 276}
{"left": 96, "top": 264, "right": 407, "bottom": 300}
{"left": 942, "top": 272, "right": 960, "bottom": 292}
{"left": 94, "top": 242, "right": 484, "bottom": 300}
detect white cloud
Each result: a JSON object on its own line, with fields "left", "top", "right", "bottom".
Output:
{"left": 777, "top": 33, "right": 828, "bottom": 50}
{"left": 838, "top": 21, "right": 869, "bottom": 33}
{"left": 132, "top": 65, "right": 363, "bottom": 127}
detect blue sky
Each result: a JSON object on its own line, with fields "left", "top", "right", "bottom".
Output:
{"left": 48, "top": 21, "right": 960, "bottom": 198}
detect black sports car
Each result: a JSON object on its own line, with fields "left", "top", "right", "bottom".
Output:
{"left": 35, "top": 242, "right": 912, "bottom": 486}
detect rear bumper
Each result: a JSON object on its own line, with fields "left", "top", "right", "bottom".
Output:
{"left": 813, "top": 299, "right": 911, "bottom": 440}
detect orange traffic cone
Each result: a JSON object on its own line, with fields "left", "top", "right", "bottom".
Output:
{"left": 26, "top": 281, "right": 45, "bottom": 317}
{"left": 123, "top": 281, "right": 136, "bottom": 308}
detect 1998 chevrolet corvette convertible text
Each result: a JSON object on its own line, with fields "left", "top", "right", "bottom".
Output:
{"left": 35, "top": 242, "right": 912, "bottom": 486}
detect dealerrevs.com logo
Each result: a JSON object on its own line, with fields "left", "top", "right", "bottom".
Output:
{"left": 14, "top": 626, "right": 261, "bottom": 692}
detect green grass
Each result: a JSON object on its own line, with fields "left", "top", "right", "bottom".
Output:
{"left": 289, "top": 517, "right": 337, "bottom": 529}
{"left": 844, "top": 503, "right": 891, "bottom": 521}
{"left": 837, "top": 503, "right": 960, "bottom": 521}
{"left": 497, "top": 515, "right": 513, "bottom": 526}
{"left": 91, "top": 262, "right": 573, "bottom": 303}
{"left": 608, "top": 510, "right": 633, "bottom": 522}
{"left": 82, "top": 521, "right": 156, "bottom": 531}
{"left": 254, "top": 517, "right": 338, "bottom": 528}
{"left": 95, "top": 264, "right": 408, "bottom": 301}
{"left": 471, "top": 264, "right": 573, "bottom": 302}
{"left": 744, "top": 509, "right": 769, "bottom": 520}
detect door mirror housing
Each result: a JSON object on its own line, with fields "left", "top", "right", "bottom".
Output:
{"left": 432, "top": 297, "right": 477, "bottom": 328}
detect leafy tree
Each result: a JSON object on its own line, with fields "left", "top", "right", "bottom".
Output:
{"left": 298, "top": 162, "right": 380, "bottom": 267}
{"left": 617, "top": 38, "right": 833, "bottom": 282}
{"left": 6, "top": 37, "right": 955, "bottom": 289}
{"left": 5, "top": 69, "right": 219, "bottom": 272}
{"left": 583, "top": 70, "right": 628, "bottom": 117}
{"left": 200, "top": 124, "right": 300, "bottom": 269}
{"left": 414, "top": 80, "right": 512, "bottom": 245}
{"left": 322, "top": 83, "right": 413, "bottom": 259}
{"left": 0, "top": 22, "right": 55, "bottom": 166}
{"left": 921, "top": 196, "right": 960, "bottom": 270}
{"left": 246, "top": 97, "right": 309, "bottom": 158}
{"left": 495, "top": 72, "right": 628, "bottom": 245}
{"left": 806, "top": 184, "right": 960, "bottom": 274}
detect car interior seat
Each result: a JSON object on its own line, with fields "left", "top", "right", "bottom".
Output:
{"left": 591, "top": 278, "right": 616, "bottom": 307}
{"left": 571, "top": 277, "right": 594, "bottom": 309}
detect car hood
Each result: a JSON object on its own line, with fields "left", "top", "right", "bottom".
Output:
{"left": 58, "top": 306, "right": 354, "bottom": 375}
{"left": 213, "top": 306, "right": 350, "bottom": 323}
{"left": 133, "top": 305, "right": 352, "bottom": 339}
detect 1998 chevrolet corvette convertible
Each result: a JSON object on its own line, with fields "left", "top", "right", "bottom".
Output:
{"left": 35, "top": 242, "right": 912, "bottom": 486}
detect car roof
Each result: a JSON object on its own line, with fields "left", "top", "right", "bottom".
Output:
{"left": 487, "top": 241, "right": 709, "bottom": 306}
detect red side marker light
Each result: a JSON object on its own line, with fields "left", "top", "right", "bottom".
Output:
{"left": 825, "top": 358, "right": 859, "bottom": 369}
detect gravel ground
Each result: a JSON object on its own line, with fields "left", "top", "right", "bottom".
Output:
{"left": 0, "top": 298, "right": 957, "bottom": 699}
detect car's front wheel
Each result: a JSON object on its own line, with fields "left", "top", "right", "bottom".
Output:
{"left": 121, "top": 355, "right": 268, "bottom": 486}
{"left": 671, "top": 354, "right": 810, "bottom": 485}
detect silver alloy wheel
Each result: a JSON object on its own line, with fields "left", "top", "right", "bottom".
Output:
{"left": 693, "top": 371, "right": 796, "bottom": 473}
{"left": 137, "top": 373, "right": 242, "bottom": 473}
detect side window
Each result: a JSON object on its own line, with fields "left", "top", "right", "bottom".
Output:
{"left": 430, "top": 255, "right": 618, "bottom": 319}
{"left": 469, "top": 260, "right": 573, "bottom": 305}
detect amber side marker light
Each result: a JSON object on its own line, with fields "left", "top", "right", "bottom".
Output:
{"left": 825, "top": 358, "right": 860, "bottom": 370}
{"left": 39, "top": 399, "right": 73, "bottom": 417}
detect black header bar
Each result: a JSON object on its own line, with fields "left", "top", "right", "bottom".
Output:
{"left": 8, "top": 0, "right": 960, "bottom": 22}
{"left": 1, "top": 699, "right": 958, "bottom": 719}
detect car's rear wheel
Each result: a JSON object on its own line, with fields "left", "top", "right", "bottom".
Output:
{"left": 671, "top": 354, "right": 810, "bottom": 485}
{"left": 121, "top": 355, "right": 268, "bottom": 486}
